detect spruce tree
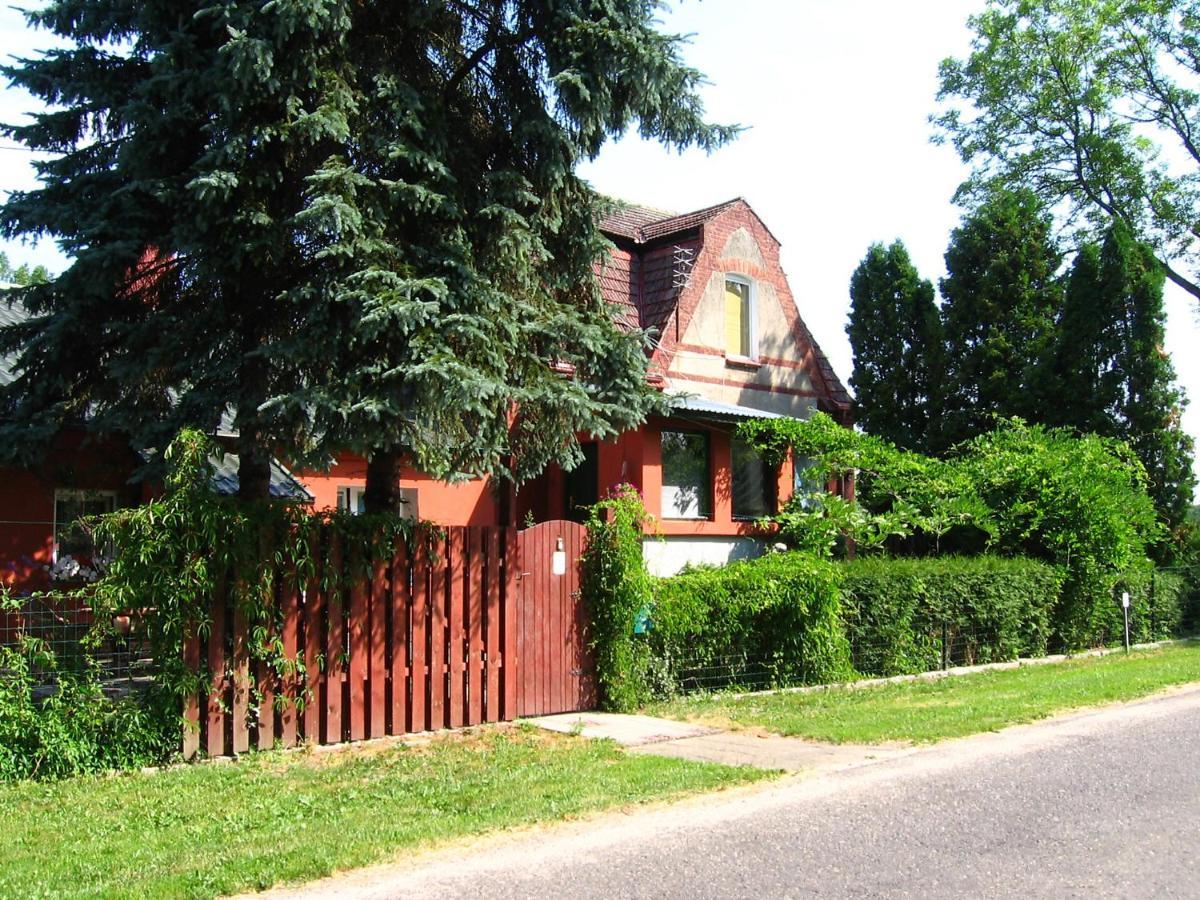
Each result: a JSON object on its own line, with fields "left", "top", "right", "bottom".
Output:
{"left": 846, "top": 240, "right": 943, "bottom": 453}
{"left": 0, "top": 2, "right": 735, "bottom": 505}
{"left": 937, "top": 188, "right": 1062, "bottom": 451}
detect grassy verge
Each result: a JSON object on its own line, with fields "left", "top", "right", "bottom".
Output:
{"left": 648, "top": 642, "right": 1200, "bottom": 745}
{"left": 0, "top": 726, "right": 766, "bottom": 899}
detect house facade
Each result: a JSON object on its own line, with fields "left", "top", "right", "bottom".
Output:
{"left": 0, "top": 196, "right": 850, "bottom": 590}
{"left": 298, "top": 198, "right": 852, "bottom": 574}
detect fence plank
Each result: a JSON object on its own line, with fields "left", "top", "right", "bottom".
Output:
{"left": 279, "top": 571, "right": 299, "bottom": 748}
{"left": 549, "top": 527, "right": 562, "bottom": 717}
{"left": 205, "top": 576, "right": 227, "bottom": 757}
{"left": 389, "top": 536, "right": 409, "bottom": 734}
{"left": 502, "top": 526, "right": 518, "bottom": 721}
{"left": 183, "top": 626, "right": 201, "bottom": 760}
{"left": 467, "top": 526, "right": 484, "bottom": 725}
{"left": 302, "top": 533, "right": 323, "bottom": 744}
{"left": 411, "top": 537, "right": 428, "bottom": 732}
{"left": 485, "top": 526, "right": 501, "bottom": 722}
{"left": 369, "top": 537, "right": 388, "bottom": 740}
{"left": 447, "top": 528, "right": 465, "bottom": 729}
{"left": 349, "top": 541, "right": 368, "bottom": 743}
{"left": 428, "top": 531, "right": 447, "bottom": 730}
{"left": 231, "top": 599, "right": 250, "bottom": 755}
{"left": 325, "top": 535, "right": 345, "bottom": 744}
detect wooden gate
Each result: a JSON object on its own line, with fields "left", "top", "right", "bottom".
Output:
{"left": 515, "top": 520, "right": 595, "bottom": 717}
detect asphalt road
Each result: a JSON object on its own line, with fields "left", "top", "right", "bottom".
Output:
{"left": 269, "top": 687, "right": 1200, "bottom": 900}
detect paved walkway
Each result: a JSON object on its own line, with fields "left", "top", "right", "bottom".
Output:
{"left": 524, "top": 711, "right": 909, "bottom": 772}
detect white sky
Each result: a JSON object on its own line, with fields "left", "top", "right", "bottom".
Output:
{"left": 1, "top": 0, "right": 1197, "bottom": 487}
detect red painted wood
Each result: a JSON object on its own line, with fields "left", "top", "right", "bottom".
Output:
{"left": 389, "top": 536, "right": 409, "bottom": 734}
{"left": 256, "top": 609, "right": 276, "bottom": 752}
{"left": 205, "top": 579, "right": 226, "bottom": 757}
{"left": 231, "top": 599, "right": 250, "bottom": 755}
{"left": 302, "top": 534, "right": 323, "bottom": 744}
{"left": 411, "top": 536, "right": 428, "bottom": 732}
{"left": 349, "top": 542, "right": 368, "bottom": 742}
{"left": 467, "top": 527, "right": 485, "bottom": 725}
{"left": 485, "top": 527, "right": 501, "bottom": 722}
{"left": 369, "top": 538, "right": 388, "bottom": 740}
{"left": 183, "top": 626, "right": 201, "bottom": 760}
{"left": 428, "top": 531, "right": 447, "bottom": 730}
{"left": 447, "top": 528, "right": 465, "bottom": 729}
{"left": 325, "top": 535, "right": 345, "bottom": 744}
{"left": 279, "top": 571, "right": 299, "bottom": 748}
{"left": 550, "top": 526, "right": 563, "bottom": 717}
{"left": 501, "top": 527, "right": 518, "bottom": 721}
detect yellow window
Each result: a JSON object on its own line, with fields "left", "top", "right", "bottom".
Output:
{"left": 724, "top": 278, "right": 752, "bottom": 357}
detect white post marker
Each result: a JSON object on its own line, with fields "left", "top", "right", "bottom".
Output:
{"left": 1121, "top": 591, "right": 1131, "bottom": 653}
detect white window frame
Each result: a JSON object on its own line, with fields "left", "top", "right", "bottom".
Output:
{"left": 52, "top": 488, "right": 118, "bottom": 563}
{"left": 724, "top": 273, "right": 758, "bottom": 361}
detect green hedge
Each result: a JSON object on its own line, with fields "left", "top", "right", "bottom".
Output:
{"left": 648, "top": 552, "right": 854, "bottom": 693}
{"left": 838, "top": 556, "right": 1063, "bottom": 676}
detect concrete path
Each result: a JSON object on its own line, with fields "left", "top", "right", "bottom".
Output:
{"left": 254, "top": 684, "right": 1200, "bottom": 899}
{"left": 525, "top": 711, "right": 908, "bottom": 772}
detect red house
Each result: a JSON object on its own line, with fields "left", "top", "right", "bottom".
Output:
{"left": 0, "top": 197, "right": 850, "bottom": 590}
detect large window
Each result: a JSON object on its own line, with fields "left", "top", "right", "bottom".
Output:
{"left": 732, "top": 438, "right": 772, "bottom": 519}
{"left": 661, "top": 431, "right": 711, "bottom": 519}
{"left": 724, "top": 276, "right": 754, "bottom": 358}
{"left": 53, "top": 489, "right": 116, "bottom": 563}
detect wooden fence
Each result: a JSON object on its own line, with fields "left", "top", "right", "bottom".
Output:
{"left": 183, "top": 525, "right": 523, "bottom": 759}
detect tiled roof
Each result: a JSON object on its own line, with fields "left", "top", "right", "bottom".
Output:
{"left": 599, "top": 198, "right": 742, "bottom": 244}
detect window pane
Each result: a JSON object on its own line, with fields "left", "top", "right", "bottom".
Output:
{"left": 732, "top": 439, "right": 771, "bottom": 519}
{"left": 724, "top": 279, "right": 751, "bottom": 357}
{"left": 54, "top": 491, "right": 115, "bottom": 560}
{"left": 661, "top": 431, "right": 711, "bottom": 518}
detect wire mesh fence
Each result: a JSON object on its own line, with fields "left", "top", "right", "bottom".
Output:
{"left": 0, "top": 592, "right": 155, "bottom": 696}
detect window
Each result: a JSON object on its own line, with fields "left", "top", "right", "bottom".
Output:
{"left": 732, "top": 438, "right": 772, "bottom": 519}
{"left": 792, "top": 455, "right": 824, "bottom": 510}
{"left": 53, "top": 489, "right": 116, "bottom": 563}
{"left": 337, "top": 485, "right": 419, "bottom": 520}
{"left": 661, "top": 431, "right": 711, "bottom": 518}
{"left": 724, "top": 276, "right": 754, "bottom": 359}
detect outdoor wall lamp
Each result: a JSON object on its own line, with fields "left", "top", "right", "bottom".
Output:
{"left": 552, "top": 536, "right": 566, "bottom": 576}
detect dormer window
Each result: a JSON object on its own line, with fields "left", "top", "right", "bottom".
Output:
{"left": 724, "top": 275, "right": 755, "bottom": 359}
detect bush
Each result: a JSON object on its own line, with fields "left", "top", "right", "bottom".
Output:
{"left": 0, "top": 594, "right": 177, "bottom": 781}
{"left": 1118, "top": 568, "right": 1185, "bottom": 642}
{"left": 838, "top": 555, "right": 1062, "bottom": 676}
{"left": 648, "top": 551, "right": 854, "bottom": 693}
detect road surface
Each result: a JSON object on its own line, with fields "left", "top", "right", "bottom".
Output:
{"left": 264, "top": 686, "right": 1200, "bottom": 899}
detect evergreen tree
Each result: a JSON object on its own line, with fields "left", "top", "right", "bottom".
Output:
{"left": 0, "top": 2, "right": 734, "bottom": 504}
{"left": 846, "top": 240, "right": 943, "bottom": 453}
{"left": 937, "top": 188, "right": 1062, "bottom": 451}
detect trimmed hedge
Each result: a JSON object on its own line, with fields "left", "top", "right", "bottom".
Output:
{"left": 838, "top": 556, "right": 1063, "bottom": 676}
{"left": 648, "top": 552, "right": 854, "bottom": 693}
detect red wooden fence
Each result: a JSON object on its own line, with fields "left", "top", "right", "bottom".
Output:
{"left": 183, "top": 521, "right": 593, "bottom": 759}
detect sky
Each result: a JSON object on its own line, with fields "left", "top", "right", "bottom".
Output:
{"left": 0, "top": 0, "right": 1197, "bottom": 485}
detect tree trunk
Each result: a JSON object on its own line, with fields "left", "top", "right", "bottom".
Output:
{"left": 364, "top": 446, "right": 403, "bottom": 514}
{"left": 235, "top": 353, "right": 273, "bottom": 503}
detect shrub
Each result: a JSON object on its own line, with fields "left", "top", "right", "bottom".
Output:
{"left": 648, "top": 551, "right": 854, "bottom": 693}
{"left": 0, "top": 593, "right": 177, "bottom": 781}
{"left": 838, "top": 555, "right": 1062, "bottom": 676}
{"left": 580, "top": 485, "right": 655, "bottom": 712}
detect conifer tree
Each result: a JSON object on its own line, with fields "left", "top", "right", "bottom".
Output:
{"left": 936, "top": 188, "right": 1062, "bottom": 451}
{"left": 0, "top": 1, "right": 735, "bottom": 505}
{"left": 846, "top": 240, "right": 943, "bottom": 453}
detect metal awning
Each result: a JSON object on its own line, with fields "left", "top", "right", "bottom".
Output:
{"left": 665, "top": 392, "right": 787, "bottom": 423}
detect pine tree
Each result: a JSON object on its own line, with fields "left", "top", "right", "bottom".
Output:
{"left": 846, "top": 240, "right": 943, "bottom": 453}
{"left": 937, "top": 188, "right": 1062, "bottom": 451}
{"left": 0, "top": 2, "right": 735, "bottom": 504}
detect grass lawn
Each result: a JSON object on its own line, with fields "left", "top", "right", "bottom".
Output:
{"left": 0, "top": 727, "right": 766, "bottom": 899}
{"left": 648, "top": 642, "right": 1200, "bottom": 745}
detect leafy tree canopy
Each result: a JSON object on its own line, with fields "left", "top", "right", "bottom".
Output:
{"left": 0, "top": 251, "right": 49, "bottom": 286}
{"left": 935, "top": 0, "right": 1200, "bottom": 304}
